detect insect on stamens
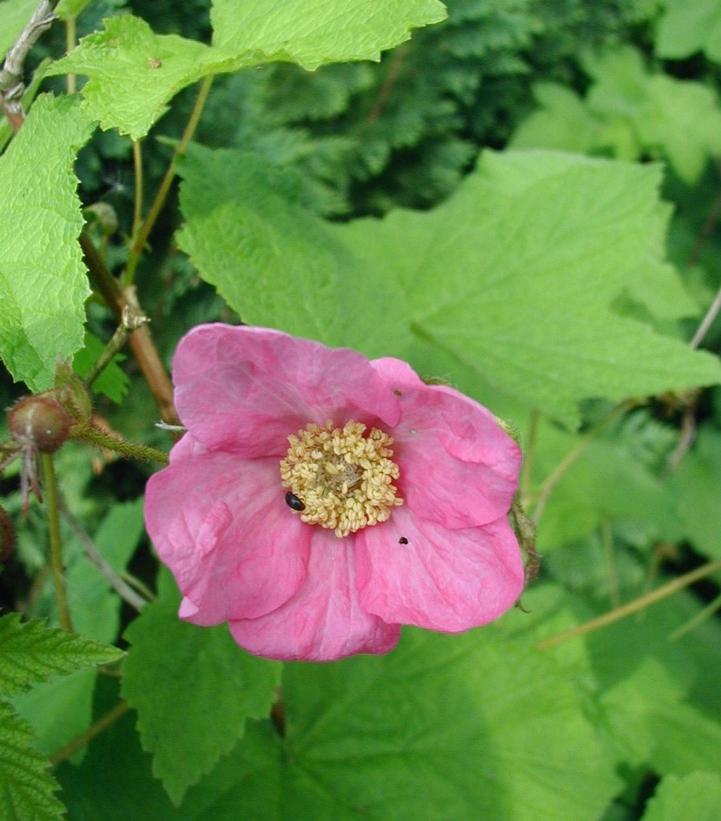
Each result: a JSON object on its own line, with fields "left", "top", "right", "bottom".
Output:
{"left": 285, "top": 492, "right": 305, "bottom": 512}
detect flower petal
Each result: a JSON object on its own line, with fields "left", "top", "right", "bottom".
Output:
{"left": 371, "top": 358, "right": 521, "bottom": 528}
{"left": 173, "top": 324, "right": 401, "bottom": 457}
{"left": 144, "top": 452, "right": 309, "bottom": 623}
{"left": 228, "top": 530, "right": 400, "bottom": 661}
{"left": 355, "top": 508, "right": 524, "bottom": 632}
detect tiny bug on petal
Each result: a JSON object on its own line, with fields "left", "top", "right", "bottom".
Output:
{"left": 285, "top": 492, "right": 305, "bottom": 511}
{"left": 398, "top": 536, "right": 408, "bottom": 545}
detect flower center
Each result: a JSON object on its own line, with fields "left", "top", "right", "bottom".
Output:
{"left": 279, "top": 420, "right": 403, "bottom": 537}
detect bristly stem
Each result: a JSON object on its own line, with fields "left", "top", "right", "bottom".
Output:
{"left": 50, "top": 700, "right": 130, "bottom": 766}
{"left": 537, "top": 558, "right": 721, "bottom": 650}
{"left": 70, "top": 422, "right": 169, "bottom": 465}
{"left": 123, "top": 75, "right": 213, "bottom": 285}
{"left": 40, "top": 453, "right": 73, "bottom": 632}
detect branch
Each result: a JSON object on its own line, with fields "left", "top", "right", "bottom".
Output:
{"left": 0, "top": 1, "right": 59, "bottom": 131}
{"left": 536, "top": 558, "right": 721, "bottom": 650}
{"left": 79, "top": 232, "right": 178, "bottom": 424}
{"left": 59, "top": 500, "right": 148, "bottom": 612}
{"left": 50, "top": 700, "right": 129, "bottom": 766}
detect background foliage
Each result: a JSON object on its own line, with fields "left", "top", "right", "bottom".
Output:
{"left": 1, "top": 0, "right": 721, "bottom": 818}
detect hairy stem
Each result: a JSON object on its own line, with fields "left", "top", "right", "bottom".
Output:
{"left": 124, "top": 75, "right": 213, "bottom": 284}
{"left": 70, "top": 422, "right": 169, "bottom": 465}
{"left": 40, "top": 453, "right": 73, "bottom": 632}
{"left": 50, "top": 700, "right": 129, "bottom": 766}
{"left": 537, "top": 558, "right": 721, "bottom": 650}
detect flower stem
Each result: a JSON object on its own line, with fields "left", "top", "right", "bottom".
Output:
{"left": 536, "top": 558, "right": 721, "bottom": 650}
{"left": 50, "top": 700, "right": 129, "bottom": 766}
{"left": 40, "top": 453, "right": 73, "bottom": 632}
{"left": 70, "top": 422, "right": 169, "bottom": 465}
{"left": 123, "top": 75, "right": 213, "bottom": 285}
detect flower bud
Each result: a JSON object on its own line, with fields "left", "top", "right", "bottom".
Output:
{"left": 8, "top": 395, "right": 72, "bottom": 453}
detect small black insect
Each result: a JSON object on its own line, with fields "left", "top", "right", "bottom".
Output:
{"left": 398, "top": 536, "right": 409, "bottom": 545}
{"left": 285, "top": 492, "right": 305, "bottom": 512}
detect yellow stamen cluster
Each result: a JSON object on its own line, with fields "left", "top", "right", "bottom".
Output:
{"left": 280, "top": 420, "right": 402, "bottom": 537}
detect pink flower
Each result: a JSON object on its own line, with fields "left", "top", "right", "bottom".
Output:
{"left": 144, "top": 324, "right": 524, "bottom": 661}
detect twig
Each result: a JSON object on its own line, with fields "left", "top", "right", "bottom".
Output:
{"left": 600, "top": 518, "right": 620, "bottom": 609}
{"left": 50, "top": 700, "right": 129, "bottom": 766}
{"left": 689, "top": 281, "right": 721, "bottom": 349}
{"left": 0, "top": 1, "right": 59, "bottom": 131}
{"left": 40, "top": 453, "right": 73, "bottom": 632}
{"left": 670, "top": 590, "right": 721, "bottom": 641}
{"left": 131, "top": 139, "right": 143, "bottom": 241}
{"left": 79, "top": 232, "right": 178, "bottom": 424}
{"left": 86, "top": 305, "right": 149, "bottom": 386}
{"left": 70, "top": 422, "right": 169, "bottom": 464}
{"left": 123, "top": 75, "right": 213, "bottom": 285}
{"left": 59, "top": 501, "right": 148, "bottom": 612}
{"left": 64, "top": 14, "right": 76, "bottom": 94}
{"left": 366, "top": 45, "right": 408, "bottom": 123}
{"left": 537, "top": 558, "right": 721, "bottom": 650}
{"left": 688, "top": 163, "right": 721, "bottom": 266}
{"left": 531, "top": 401, "right": 632, "bottom": 525}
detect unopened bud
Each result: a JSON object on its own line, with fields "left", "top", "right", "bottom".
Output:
{"left": 8, "top": 395, "right": 72, "bottom": 453}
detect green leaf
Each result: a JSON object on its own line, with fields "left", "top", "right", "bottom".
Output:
{"left": 532, "top": 420, "right": 679, "bottom": 552}
{"left": 46, "top": 15, "right": 215, "bottom": 140}
{"left": 656, "top": 0, "right": 721, "bottom": 63}
{"left": 12, "top": 501, "right": 144, "bottom": 760}
{"left": 0, "top": 94, "right": 94, "bottom": 391}
{"left": 512, "top": 48, "right": 721, "bottom": 184}
{"left": 643, "top": 773, "right": 721, "bottom": 820}
{"left": 47, "top": 3, "right": 446, "bottom": 138}
{"left": 12, "top": 670, "right": 96, "bottom": 761}
{"left": 0, "top": 702, "right": 64, "bottom": 821}
{"left": 55, "top": 0, "right": 94, "bottom": 20}
{"left": 209, "top": 0, "right": 447, "bottom": 71}
{"left": 121, "top": 570, "right": 280, "bottom": 805}
{"left": 62, "top": 628, "right": 619, "bottom": 819}
{"left": 338, "top": 149, "right": 721, "bottom": 426}
{"left": 73, "top": 331, "right": 129, "bottom": 403}
{"left": 0, "top": 0, "right": 36, "bottom": 62}
{"left": 0, "top": 613, "right": 123, "bottom": 698}
{"left": 176, "top": 146, "right": 410, "bottom": 358}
